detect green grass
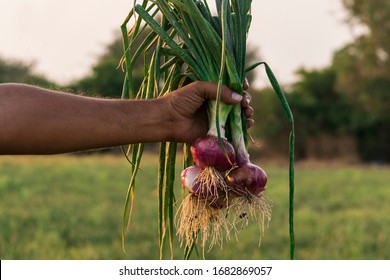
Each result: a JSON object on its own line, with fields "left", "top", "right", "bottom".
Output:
{"left": 0, "top": 153, "right": 389, "bottom": 259}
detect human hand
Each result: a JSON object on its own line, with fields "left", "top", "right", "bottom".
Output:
{"left": 163, "top": 80, "right": 254, "bottom": 143}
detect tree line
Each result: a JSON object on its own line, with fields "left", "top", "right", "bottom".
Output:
{"left": 1, "top": 0, "right": 388, "bottom": 162}
{"left": 250, "top": 0, "right": 389, "bottom": 163}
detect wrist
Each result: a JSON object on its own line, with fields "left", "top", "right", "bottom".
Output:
{"left": 122, "top": 97, "right": 173, "bottom": 143}
{"left": 154, "top": 96, "right": 176, "bottom": 142}
{"left": 151, "top": 97, "right": 173, "bottom": 142}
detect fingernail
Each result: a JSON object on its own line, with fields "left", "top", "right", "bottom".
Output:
{"left": 231, "top": 92, "right": 242, "bottom": 102}
{"left": 245, "top": 96, "right": 251, "bottom": 105}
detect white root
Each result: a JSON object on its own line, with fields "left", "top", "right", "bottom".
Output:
{"left": 177, "top": 184, "right": 272, "bottom": 250}
{"left": 176, "top": 194, "right": 230, "bottom": 251}
{"left": 230, "top": 193, "right": 272, "bottom": 245}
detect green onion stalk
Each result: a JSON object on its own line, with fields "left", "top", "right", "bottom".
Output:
{"left": 120, "top": 0, "right": 295, "bottom": 260}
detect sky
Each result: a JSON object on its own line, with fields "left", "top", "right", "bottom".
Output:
{"left": 0, "top": 0, "right": 361, "bottom": 88}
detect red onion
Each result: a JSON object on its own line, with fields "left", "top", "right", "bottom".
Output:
{"left": 225, "top": 162, "right": 267, "bottom": 196}
{"left": 180, "top": 165, "right": 228, "bottom": 208}
{"left": 190, "top": 135, "right": 236, "bottom": 172}
{"left": 180, "top": 165, "right": 202, "bottom": 193}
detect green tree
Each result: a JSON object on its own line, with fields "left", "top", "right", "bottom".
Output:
{"left": 332, "top": 0, "right": 390, "bottom": 161}
{"left": 290, "top": 68, "right": 357, "bottom": 159}
{"left": 0, "top": 57, "right": 54, "bottom": 87}
{"left": 290, "top": 68, "right": 353, "bottom": 134}
{"left": 237, "top": 1, "right": 390, "bottom": 162}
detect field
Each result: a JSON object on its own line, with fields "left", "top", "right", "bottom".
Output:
{"left": 0, "top": 152, "right": 389, "bottom": 260}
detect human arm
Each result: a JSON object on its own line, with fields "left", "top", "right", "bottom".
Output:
{"left": 0, "top": 82, "right": 252, "bottom": 155}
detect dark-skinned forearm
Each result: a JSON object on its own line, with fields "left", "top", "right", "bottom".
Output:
{"left": 0, "top": 84, "right": 171, "bottom": 154}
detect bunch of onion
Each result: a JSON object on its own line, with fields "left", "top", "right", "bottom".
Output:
{"left": 120, "top": 0, "right": 295, "bottom": 259}
{"left": 179, "top": 100, "right": 273, "bottom": 250}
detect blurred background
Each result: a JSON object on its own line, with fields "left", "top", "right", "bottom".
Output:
{"left": 0, "top": 0, "right": 389, "bottom": 259}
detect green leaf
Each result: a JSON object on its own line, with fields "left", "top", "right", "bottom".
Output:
{"left": 246, "top": 61, "right": 295, "bottom": 260}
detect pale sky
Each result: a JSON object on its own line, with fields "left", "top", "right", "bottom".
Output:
{"left": 0, "top": 0, "right": 360, "bottom": 88}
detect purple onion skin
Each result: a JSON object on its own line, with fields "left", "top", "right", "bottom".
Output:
{"left": 180, "top": 165, "right": 227, "bottom": 209}
{"left": 190, "top": 135, "right": 236, "bottom": 172}
{"left": 180, "top": 165, "right": 201, "bottom": 193}
{"left": 225, "top": 162, "right": 267, "bottom": 196}
{"left": 180, "top": 165, "right": 220, "bottom": 198}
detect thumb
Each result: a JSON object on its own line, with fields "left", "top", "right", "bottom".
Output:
{"left": 196, "top": 81, "right": 242, "bottom": 104}
{"left": 220, "top": 86, "right": 243, "bottom": 104}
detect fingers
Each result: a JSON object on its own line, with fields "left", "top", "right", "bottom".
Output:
{"left": 242, "top": 91, "right": 254, "bottom": 128}
{"left": 242, "top": 91, "right": 251, "bottom": 107}
{"left": 245, "top": 104, "right": 255, "bottom": 129}
{"left": 242, "top": 91, "right": 253, "bottom": 117}
{"left": 245, "top": 106, "right": 254, "bottom": 118}
{"left": 247, "top": 118, "right": 255, "bottom": 129}
{"left": 243, "top": 78, "right": 249, "bottom": 91}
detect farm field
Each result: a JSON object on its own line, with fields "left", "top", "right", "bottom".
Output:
{"left": 0, "top": 153, "right": 389, "bottom": 260}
